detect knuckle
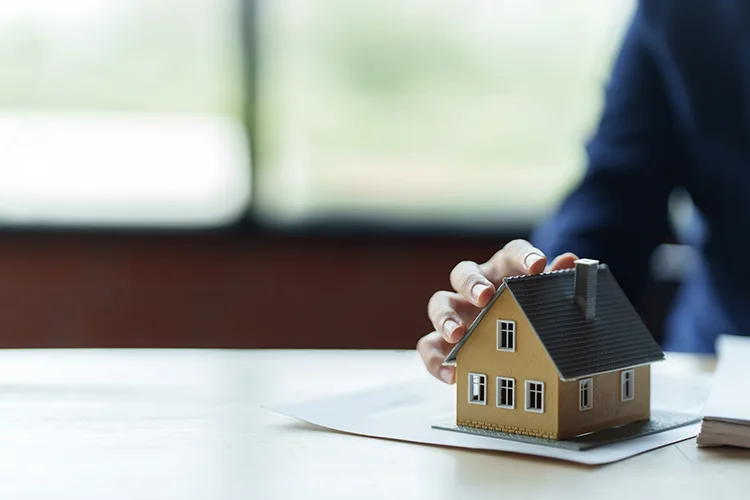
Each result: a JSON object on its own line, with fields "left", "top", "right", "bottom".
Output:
{"left": 505, "top": 238, "right": 531, "bottom": 255}
{"left": 458, "top": 271, "right": 480, "bottom": 292}
{"left": 482, "top": 250, "right": 505, "bottom": 273}
{"left": 438, "top": 309, "right": 454, "bottom": 323}
{"left": 427, "top": 290, "right": 449, "bottom": 310}
{"left": 450, "top": 260, "right": 472, "bottom": 280}
{"left": 427, "top": 351, "right": 445, "bottom": 372}
{"left": 434, "top": 313, "right": 453, "bottom": 333}
{"left": 417, "top": 331, "right": 437, "bottom": 353}
{"left": 504, "top": 239, "right": 541, "bottom": 266}
{"left": 504, "top": 238, "right": 528, "bottom": 250}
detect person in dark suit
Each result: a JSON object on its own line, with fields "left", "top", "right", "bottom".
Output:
{"left": 418, "top": 0, "right": 750, "bottom": 384}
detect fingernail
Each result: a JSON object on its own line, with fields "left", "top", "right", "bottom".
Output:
{"left": 439, "top": 367, "right": 454, "bottom": 384}
{"left": 524, "top": 253, "right": 543, "bottom": 270}
{"left": 471, "top": 283, "right": 489, "bottom": 302}
{"left": 443, "top": 319, "right": 460, "bottom": 340}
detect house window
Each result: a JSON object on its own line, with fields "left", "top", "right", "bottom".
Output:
{"left": 525, "top": 380, "right": 544, "bottom": 413}
{"left": 496, "top": 377, "right": 515, "bottom": 409}
{"left": 496, "top": 320, "right": 516, "bottom": 351}
{"left": 621, "top": 369, "right": 635, "bottom": 401}
{"left": 579, "top": 378, "right": 593, "bottom": 411}
{"left": 468, "top": 373, "right": 487, "bottom": 405}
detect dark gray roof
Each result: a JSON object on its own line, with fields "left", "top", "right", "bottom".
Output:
{"left": 444, "top": 265, "right": 664, "bottom": 380}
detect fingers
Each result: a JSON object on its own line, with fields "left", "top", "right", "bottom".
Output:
{"left": 449, "top": 240, "right": 547, "bottom": 308}
{"left": 484, "top": 239, "right": 548, "bottom": 281}
{"left": 427, "top": 291, "right": 479, "bottom": 343}
{"left": 449, "top": 261, "right": 496, "bottom": 307}
{"left": 417, "top": 331, "right": 455, "bottom": 384}
{"left": 548, "top": 252, "right": 580, "bottom": 271}
{"left": 421, "top": 244, "right": 580, "bottom": 385}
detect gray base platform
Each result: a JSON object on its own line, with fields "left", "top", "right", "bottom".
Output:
{"left": 432, "top": 410, "right": 701, "bottom": 451}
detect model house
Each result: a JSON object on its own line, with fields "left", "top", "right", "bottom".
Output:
{"left": 443, "top": 259, "right": 664, "bottom": 440}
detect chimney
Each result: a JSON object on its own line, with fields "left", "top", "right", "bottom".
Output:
{"left": 574, "top": 259, "right": 599, "bottom": 319}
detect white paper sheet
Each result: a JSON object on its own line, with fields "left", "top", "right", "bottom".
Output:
{"left": 265, "top": 370, "right": 711, "bottom": 465}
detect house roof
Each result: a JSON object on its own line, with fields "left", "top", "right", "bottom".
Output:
{"left": 444, "top": 264, "right": 664, "bottom": 380}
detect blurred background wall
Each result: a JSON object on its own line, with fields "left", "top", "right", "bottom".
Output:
{"left": 0, "top": 0, "right": 677, "bottom": 349}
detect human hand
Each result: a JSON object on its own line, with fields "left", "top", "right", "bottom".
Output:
{"left": 417, "top": 240, "right": 579, "bottom": 384}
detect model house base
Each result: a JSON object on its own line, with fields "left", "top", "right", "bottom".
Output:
{"left": 433, "top": 410, "right": 700, "bottom": 450}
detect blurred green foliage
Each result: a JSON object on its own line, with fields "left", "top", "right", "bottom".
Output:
{"left": 0, "top": 0, "right": 242, "bottom": 114}
{"left": 0, "top": 0, "right": 635, "bottom": 224}
{"left": 257, "top": 1, "right": 634, "bottom": 221}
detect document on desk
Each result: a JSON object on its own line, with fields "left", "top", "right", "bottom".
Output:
{"left": 697, "top": 335, "right": 750, "bottom": 448}
{"left": 265, "top": 368, "right": 710, "bottom": 465}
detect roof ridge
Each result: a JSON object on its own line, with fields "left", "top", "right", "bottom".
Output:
{"left": 503, "top": 263, "right": 609, "bottom": 283}
{"left": 503, "top": 267, "right": 574, "bottom": 283}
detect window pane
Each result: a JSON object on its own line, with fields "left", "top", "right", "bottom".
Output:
{"left": 257, "top": 0, "right": 634, "bottom": 225}
{"left": 0, "top": 0, "right": 249, "bottom": 227}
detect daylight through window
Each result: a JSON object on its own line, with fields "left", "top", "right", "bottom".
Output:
{"left": 469, "top": 373, "right": 487, "bottom": 404}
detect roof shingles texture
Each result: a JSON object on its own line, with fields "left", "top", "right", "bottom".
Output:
{"left": 444, "top": 264, "right": 664, "bottom": 380}
{"left": 505, "top": 265, "right": 664, "bottom": 379}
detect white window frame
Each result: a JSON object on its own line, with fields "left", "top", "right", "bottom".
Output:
{"left": 496, "top": 320, "right": 516, "bottom": 352}
{"left": 468, "top": 372, "right": 487, "bottom": 405}
{"left": 524, "top": 380, "right": 544, "bottom": 413}
{"left": 579, "top": 378, "right": 593, "bottom": 411}
{"left": 621, "top": 369, "right": 635, "bottom": 401}
{"left": 496, "top": 376, "right": 515, "bottom": 409}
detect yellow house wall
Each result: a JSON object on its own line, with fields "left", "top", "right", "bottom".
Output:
{"left": 455, "top": 289, "right": 560, "bottom": 439}
{"left": 557, "top": 365, "right": 651, "bottom": 439}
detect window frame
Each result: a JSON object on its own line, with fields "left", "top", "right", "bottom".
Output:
{"left": 496, "top": 320, "right": 516, "bottom": 352}
{"left": 496, "top": 376, "right": 515, "bottom": 409}
{"left": 468, "top": 372, "right": 487, "bottom": 405}
{"left": 579, "top": 378, "right": 593, "bottom": 411}
{"left": 621, "top": 369, "right": 635, "bottom": 401}
{"left": 524, "top": 380, "right": 544, "bottom": 413}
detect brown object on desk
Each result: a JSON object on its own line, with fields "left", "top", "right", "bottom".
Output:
{"left": 0, "top": 349, "right": 741, "bottom": 500}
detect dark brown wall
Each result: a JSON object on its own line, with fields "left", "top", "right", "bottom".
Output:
{"left": 0, "top": 233, "right": 669, "bottom": 349}
{"left": 0, "top": 233, "right": 511, "bottom": 349}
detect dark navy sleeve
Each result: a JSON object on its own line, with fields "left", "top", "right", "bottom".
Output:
{"left": 532, "top": 2, "right": 680, "bottom": 303}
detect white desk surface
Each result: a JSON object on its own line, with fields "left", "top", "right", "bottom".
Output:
{"left": 0, "top": 349, "right": 745, "bottom": 500}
